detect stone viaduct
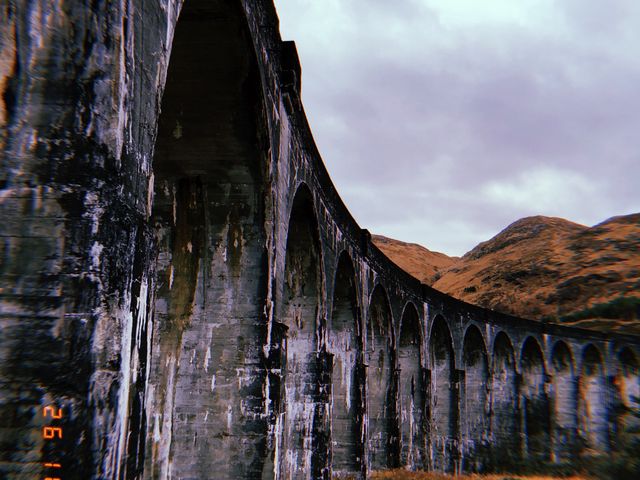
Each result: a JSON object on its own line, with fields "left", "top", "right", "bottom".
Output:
{"left": 1, "top": 0, "right": 639, "bottom": 479}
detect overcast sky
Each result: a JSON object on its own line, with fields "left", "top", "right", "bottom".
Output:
{"left": 273, "top": 0, "right": 640, "bottom": 257}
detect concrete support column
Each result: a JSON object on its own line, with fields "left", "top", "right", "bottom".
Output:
{"left": 489, "top": 333, "right": 520, "bottom": 470}
{"left": 613, "top": 348, "right": 640, "bottom": 444}
{"left": 461, "top": 326, "right": 489, "bottom": 472}
{"left": 428, "top": 317, "right": 457, "bottom": 473}
{"left": 398, "top": 304, "right": 425, "bottom": 470}
{"left": 550, "top": 342, "right": 577, "bottom": 463}
{"left": 578, "top": 346, "right": 609, "bottom": 454}
{"left": 313, "top": 351, "right": 333, "bottom": 480}
{"left": 454, "top": 369, "right": 465, "bottom": 473}
{"left": 366, "top": 286, "right": 394, "bottom": 472}
{"left": 520, "top": 338, "right": 551, "bottom": 464}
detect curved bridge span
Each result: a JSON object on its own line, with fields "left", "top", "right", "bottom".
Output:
{"left": 0, "top": 1, "right": 638, "bottom": 479}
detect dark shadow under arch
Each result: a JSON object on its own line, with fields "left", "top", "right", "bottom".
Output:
{"left": 578, "top": 344, "right": 608, "bottom": 453}
{"left": 615, "top": 348, "right": 639, "bottom": 436}
{"left": 147, "top": 1, "right": 270, "bottom": 478}
{"left": 461, "top": 325, "right": 489, "bottom": 472}
{"left": 398, "top": 303, "right": 426, "bottom": 470}
{"left": 490, "top": 332, "right": 519, "bottom": 468}
{"left": 520, "top": 337, "right": 551, "bottom": 462}
{"left": 551, "top": 341, "right": 577, "bottom": 462}
{"left": 429, "top": 315, "right": 458, "bottom": 472}
{"left": 280, "top": 184, "right": 324, "bottom": 478}
{"left": 367, "top": 284, "right": 396, "bottom": 470}
{"left": 328, "top": 252, "right": 364, "bottom": 477}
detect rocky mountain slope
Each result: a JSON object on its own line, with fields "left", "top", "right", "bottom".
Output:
{"left": 372, "top": 234, "right": 457, "bottom": 284}
{"left": 373, "top": 214, "right": 640, "bottom": 334}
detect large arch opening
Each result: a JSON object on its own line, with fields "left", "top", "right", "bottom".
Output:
{"left": 490, "top": 332, "right": 519, "bottom": 468}
{"left": 550, "top": 341, "right": 576, "bottom": 462}
{"left": 328, "top": 252, "right": 364, "bottom": 477}
{"left": 578, "top": 345, "right": 608, "bottom": 453}
{"left": 398, "top": 303, "right": 425, "bottom": 470}
{"left": 429, "top": 315, "right": 458, "bottom": 472}
{"left": 520, "top": 337, "right": 551, "bottom": 462}
{"left": 366, "top": 285, "right": 396, "bottom": 470}
{"left": 461, "top": 325, "right": 489, "bottom": 472}
{"left": 280, "top": 184, "right": 323, "bottom": 478}
{"left": 614, "top": 348, "right": 639, "bottom": 436}
{"left": 146, "top": 1, "right": 270, "bottom": 478}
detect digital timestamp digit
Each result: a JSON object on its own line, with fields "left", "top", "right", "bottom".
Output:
{"left": 41, "top": 406, "right": 64, "bottom": 480}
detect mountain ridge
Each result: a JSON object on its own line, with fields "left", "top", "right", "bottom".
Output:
{"left": 372, "top": 234, "right": 458, "bottom": 285}
{"left": 372, "top": 213, "right": 640, "bottom": 334}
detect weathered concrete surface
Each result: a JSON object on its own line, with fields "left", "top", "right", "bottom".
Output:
{"left": 1, "top": 1, "right": 640, "bottom": 479}
{"left": 578, "top": 346, "right": 609, "bottom": 452}
{"left": 490, "top": 332, "right": 520, "bottom": 469}
{"left": 520, "top": 337, "right": 551, "bottom": 462}
{"left": 461, "top": 325, "right": 489, "bottom": 472}
{"left": 550, "top": 341, "right": 577, "bottom": 462}
{"left": 429, "top": 315, "right": 458, "bottom": 472}
{"left": 328, "top": 253, "right": 365, "bottom": 478}
{"left": 398, "top": 303, "right": 426, "bottom": 470}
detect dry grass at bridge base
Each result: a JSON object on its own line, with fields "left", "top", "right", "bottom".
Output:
{"left": 369, "top": 471, "right": 587, "bottom": 480}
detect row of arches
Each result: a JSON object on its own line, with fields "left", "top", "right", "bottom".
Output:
{"left": 277, "top": 186, "right": 640, "bottom": 479}
{"left": 140, "top": 0, "right": 640, "bottom": 476}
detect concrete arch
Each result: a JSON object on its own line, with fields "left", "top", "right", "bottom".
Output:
{"left": 461, "top": 325, "right": 489, "bottom": 472}
{"left": 550, "top": 340, "right": 577, "bottom": 461}
{"left": 462, "top": 322, "right": 487, "bottom": 346}
{"left": 398, "top": 302, "right": 426, "bottom": 470}
{"left": 429, "top": 315, "right": 458, "bottom": 472}
{"left": 578, "top": 344, "right": 608, "bottom": 453}
{"left": 280, "top": 183, "right": 325, "bottom": 478}
{"left": 490, "top": 331, "right": 519, "bottom": 468}
{"left": 328, "top": 251, "right": 365, "bottom": 477}
{"left": 614, "top": 347, "right": 640, "bottom": 435}
{"left": 367, "top": 283, "right": 397, "bottom": 470}
{"left": 146, "top": 1, "right": 272, "bottom": 477}
{"left": 520, "top": 336, "right": 551, "bottom": 461}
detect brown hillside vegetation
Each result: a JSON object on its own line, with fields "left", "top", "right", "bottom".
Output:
{"left": 374, "top": 214, "right": 640, "bottom": 334}
{"left": 372, "top": 234, "right": 458, "bottom": 284}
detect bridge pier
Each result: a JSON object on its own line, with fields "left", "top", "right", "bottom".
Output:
{"left": 614, "top": 348, "right": 640, "bottom": 438}
{"left": 461, "top": 326, "right": 490, "bottom": 472}
{"left": 489, "top": 332, "right": 521, "bottom": 470}
{"left": 277, "top": 186, "right": 324, "bottom": 479}
{"left": 550, "top": 341, "right": 578, "bottom": 463}
{"left": 398, "top": 304, "right": 426, "bottom": 470}
{"left": 520, "top": 337, "right": 552, "bottom": 464}
{"left": 428, "top": 316, "right": 459, "bottom": 472}
{"left": 366, "top": 286, "right": 396, "bottom": 471}
{"left": 578, "top": 345, "right": 609, "bottom": 454}
{"left": 328, "top": 253, "right": 365, "bottom": 478}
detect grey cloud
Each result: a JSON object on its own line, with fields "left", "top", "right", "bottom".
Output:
{"left": 560, "top": 0, "right": 640, "bottom": 38}
{"left": 275, "top": 0, "right": 640, "bottom": 255}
